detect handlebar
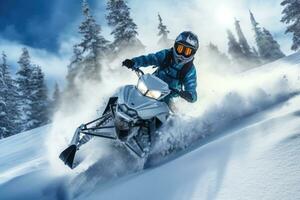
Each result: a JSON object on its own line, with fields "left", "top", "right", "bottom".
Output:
{"left": 124, "top": 64, "right": 190, "bottom": 101}
{"left": 134, "top": 68, "right": 144, "bottom": 77}
{"left": 127, "top": 66, "right": 180, "bottom": 94}
{"left": 122, "top": 62, "right": 144, "bottom": 78}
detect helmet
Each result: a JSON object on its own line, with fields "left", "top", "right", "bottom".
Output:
{"left": 173, "top": 31, "right": 199, "bottom": 63}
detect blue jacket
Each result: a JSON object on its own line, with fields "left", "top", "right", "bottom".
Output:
{"left": 132, "top": 48, "right": 197, "bottom": 103}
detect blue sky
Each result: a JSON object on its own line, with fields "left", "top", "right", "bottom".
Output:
{"left": 0, "top": 0, "right": 101, "bottom": 52}
{"left": 0, "top": 0, "right": 293, "bottom": 91}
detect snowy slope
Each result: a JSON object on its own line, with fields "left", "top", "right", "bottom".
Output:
{"left": 0, "top": 126, "right": 50, "bottom": 185}
{"left": 86, "top": 95, "right": 300, "bottom": 200}
{"left": 1, "top": 53, "right": 300, "bottom": 200}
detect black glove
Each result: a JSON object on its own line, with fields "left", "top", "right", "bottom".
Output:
{"left": 178, "top": 91, "right": 193, "bottom": 102}
{"left": 122, "top": 59, "right": 135, "bottom": 69}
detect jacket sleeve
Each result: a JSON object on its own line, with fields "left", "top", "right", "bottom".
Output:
{"left": 183, "top": 65, "right": 197, "bottom": 103}
{"left": 131, "top": 49, "right": 169, "bottom": 68}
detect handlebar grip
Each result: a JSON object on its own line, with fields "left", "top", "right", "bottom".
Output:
{"left": 169, "top": 88, "right": 180, "bottom": 95}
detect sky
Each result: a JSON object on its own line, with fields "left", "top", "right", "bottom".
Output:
{"left": 0, "top": 0, "right": 99, "bottom": 51}
{"left": 0, "top": 0, "right": 293, "bottom": 90}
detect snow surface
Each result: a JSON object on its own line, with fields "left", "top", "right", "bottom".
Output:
{"left": 1, "top": 53, "right": 300, "bottom": 200}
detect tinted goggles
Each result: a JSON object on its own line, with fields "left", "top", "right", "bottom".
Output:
{"left": 175, "top": 43, "right": 196, "bottom": 58}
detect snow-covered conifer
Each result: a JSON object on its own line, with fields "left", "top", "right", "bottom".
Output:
{"left": 78, "top": 0, "right": 109, "bottom": 79}
{"left": 157, "top": 13, "right": 171, "bottom": 46}
{"left": 27, "top": 65, "right": 49, "bottom": 129}
{"left": 281, "top": 0, "right": 300, "bottom": 51}
{"left": 0, "top": 53, "right": 9, "bottom": 138}
{"left": 106, "top": 0, "right": 144, "bottom": 51}
{"left": 0, "top": 52, "right": 20, "bottom": 136}
{"left": 207, "top": 43, "right": 231, "bottom": 65}
{"left": 227, "top": 30, "right": 244, "bottom": 62}
{"left": 262, "top": 28, "right": 285, "bottom": 61}
{"left": 50, "top": 82, "right": 61, "bottom": 115}
{"left": 67, "top": 0, "right": 109, "bottom": 90}
{"left": 16, "top": 48, "right": 34, "bottom": 131}
{"left": 250, "top": 11, "right": 285, "bottom": 62}
{"left": 234, "top": 19, "right": 252, "bottom": 56}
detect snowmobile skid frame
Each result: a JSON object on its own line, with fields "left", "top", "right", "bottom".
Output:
{"left": 59, "top": 102, "right": 149, "bottom": 169}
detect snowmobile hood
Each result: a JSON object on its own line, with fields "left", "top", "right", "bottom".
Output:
{"left": 118, "top": 85, "right": 170, "bottom": 120}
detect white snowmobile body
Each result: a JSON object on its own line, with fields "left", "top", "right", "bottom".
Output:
{"left": 59, "top": 69, "right": 172, "bottom": 169}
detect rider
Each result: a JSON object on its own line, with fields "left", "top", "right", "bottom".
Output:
{"left": 122, "top": 31, "right": 198, "bottom": 104}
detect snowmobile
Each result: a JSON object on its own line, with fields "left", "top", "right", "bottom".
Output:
{"left": 59, "top": 67, "right": 173, "bottom": 169}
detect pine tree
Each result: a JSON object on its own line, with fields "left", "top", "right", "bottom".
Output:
{"left": 157, "top": 13, "right": 170, "bottom": 46}
{"left": 70, "top": 45, "right": 83, "bottom": 68}
{"left": 235, "top": 18, "right": 252, "bottom": 56}
{"left": 27, "top": 65, "right": 49, "bottom": 129}
{"left": 250, "top": 11, "right": 265, "bottom": 58}
{"left": 0, "top": 98, "right": 7, "bottom": 138}
{"left": 51, "top": 82, "right": 61, "bottom": 115}
{"left": 235, "top": 18, "right": 261, "bottom": 65}
{"left": 106, "top": 0, "right": 144, "bottom": 51}
{"left": 250, "top": 11, "right": 285, "bottom": 62}
{"left": 78, "top": 0, "right": 109, "bottom": 79}
{"left": 207, "top": 43, "right": 231, "bottom": 65}
{"left": 16, "top": 48, "right": 34, "bottom": 131}
{"left": 0, "top": 54, "right": 9, "bottom": 138}
{"left": 67, "top": 0, "right": 109, "bottom": 91}
{"left": 66, "top": 46, "right": 83, "bottom": 90}
{"left": 227, "top": 30, "right": 245, "bottom": 62}
{"left": 0, "top": 52, "right": 20, "bottom": 137}
{"left": 262, "top": 28, "right": 285, "bottom": 60}
{"left": 79, "top": 0, "right": 108, "bottom": 59}
{"left": 281, "top": 0, "right": 300, "bottom": 50}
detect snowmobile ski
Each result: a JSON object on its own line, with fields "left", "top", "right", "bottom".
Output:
{"left": 59, "top": 144, "right": 77, "bottom": 169}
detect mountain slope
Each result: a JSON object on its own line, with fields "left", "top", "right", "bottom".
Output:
{"left": 0, "top": 53, "right": 300, "bottom": 200}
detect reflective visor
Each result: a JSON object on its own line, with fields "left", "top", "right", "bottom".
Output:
{"left": 175, "top": 43, "right": 196, "bottom": 58}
